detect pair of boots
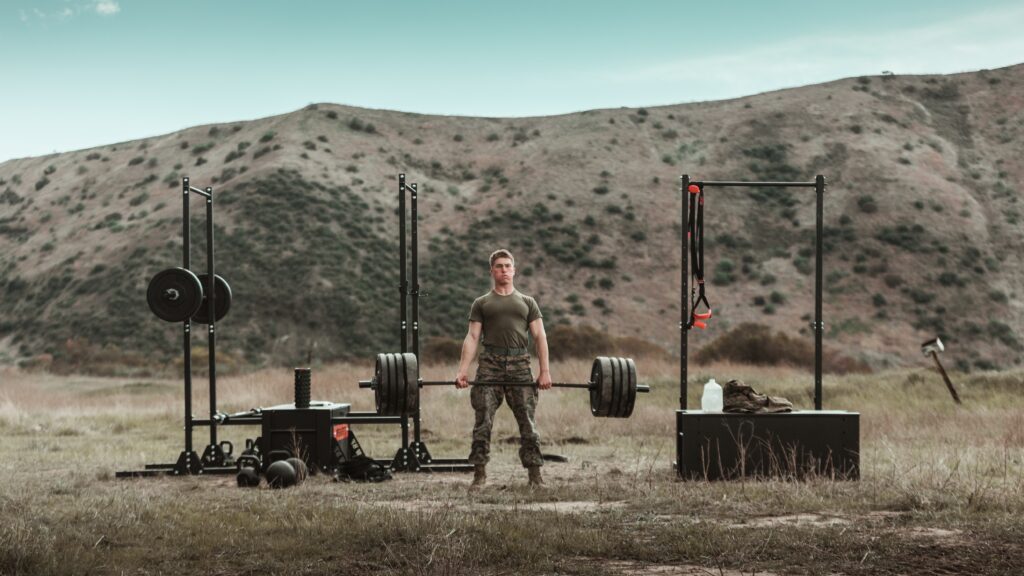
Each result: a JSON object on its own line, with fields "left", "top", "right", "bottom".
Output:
{"left": 470, "top": 464, "right": 543, "bottom": 489}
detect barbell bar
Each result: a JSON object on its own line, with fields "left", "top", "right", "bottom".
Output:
{"left": 359, "top": 353, "right": 649, "bottom": 418}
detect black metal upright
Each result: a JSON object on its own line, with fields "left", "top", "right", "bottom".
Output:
{"left": 182, "top": 178, "right": 194, "bottom": 457}
{"left": 410, "top": 182, "right": 423, "bottom": 445}
{"left": 679, "top": 175, "right": 689, "bottom": 411}
{"left": 814, "top": 175, "right": 825, "bottom": 410}
{"left": 205, "top": 187, "right": 219, "bottom": 449}
{"left": 399, "top": 174, "right": 408, "bottom": 354}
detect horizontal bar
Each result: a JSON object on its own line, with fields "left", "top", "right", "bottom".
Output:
{"left": 332, "top": 416, "right": 403, "bottom": 424}
{"left": 360, "top": 379, "right": 650, "bottom": 392}
{"left": 193, "top": 417, "right": 260, "bottom": 426}
{"left": 693, "top": 181, "right": 817, "bottom": 188}
{"left": 188, "top": 186, "right": 211, "bottom": 198}
{"left": 421, "top": 380, "right": 593, "bottom": 389}
{"left": 422, "top": 457, "right": 472, "bottom": 465}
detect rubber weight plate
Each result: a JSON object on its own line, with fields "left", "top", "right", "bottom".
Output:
{"left": 607, "top": 357, "right": 638, "bottom": 419}
{"left": 191, "top": 274, "right": 232, "bottom": 324}
{"left": 398, "top": 352, "right": 419, "bottom": 416}
{"left": 374, "top": 353, "right": 390, "bottom": 415}
{"left": 621, "top": 357, "right": 638, "bottom": 418}
{"left": 147, "top": 267, "right": 204, "bottom": 323}
{"left": 590, "top": 357, "right": 614, "bottom": 417}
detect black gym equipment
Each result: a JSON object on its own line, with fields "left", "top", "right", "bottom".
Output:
{"left": 675, "top": 175, "right": 860, "bottom": 480}
{"left": 359, "top": 354, "right": 649, "bottom": 418}
{"left": 384, "top": 175, "right": 475, "bottom": 472}
{"left": 191, "top": 274, "right": 232, "bottom": 324}
{"left": 118, "top": 178, "right": 398, "bottom": 480}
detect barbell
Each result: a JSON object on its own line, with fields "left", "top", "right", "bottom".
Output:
{"left": 359, "top": 353, "right": 649, "bottom": 418}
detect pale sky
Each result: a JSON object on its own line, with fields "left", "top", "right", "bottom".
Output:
{"left": 2, "top": 0, "right": 1022, "bottom": 162}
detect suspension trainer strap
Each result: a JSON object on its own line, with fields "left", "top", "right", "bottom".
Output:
{"left": 686, "top": 184, "right": 712, "bottom": 329}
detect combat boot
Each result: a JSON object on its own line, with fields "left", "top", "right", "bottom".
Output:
{"left": 527, "top": 466, "right": 544, "bottom": 488}
{"left": 470, "top": 464, "right": 487, "bottom": 489}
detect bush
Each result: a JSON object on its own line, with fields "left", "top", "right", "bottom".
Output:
{"left": 486, "top": 133, "right": 500, "bottom": 142}
{"left": 35, "top": 177, "right": 50, "bottom": 191}
{"left": 695, "top": 322, "right": 870, "bottom": 374}
{"left": 592, "top": 185, "right": 609, "bottom": 195}
{"left": 192, "top": 142, "right": 214, "bottom": 155}
{"left": 856, "top": 195, "right": 877, "bottom": 213}
{"left": 713, "top": 259, "right": 735, "bottom": 285}
{"left": 259, "top": 131, "right": 276, "bottom": 143}
{"left": 128, "top": 156, "right": 145, "bottom": 166}
{"left": 546, "top": 325, "right": 612, "bottom": 360}
{"left": 422, "top": 336, "right": 463, "bottom": 363}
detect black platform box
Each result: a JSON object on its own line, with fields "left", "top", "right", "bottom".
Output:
{"left": 261, "top": 401, "right": 351, "bottom": 470}
{"left": 676, "top": 410, "right": 859, "bottom": 480}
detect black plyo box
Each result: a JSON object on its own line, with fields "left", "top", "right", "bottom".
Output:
{"left": 261, "top": 401, "right": 351, "bottom": 470}
{"left": 676, "top": 410, "right": 859, "bottom": 480}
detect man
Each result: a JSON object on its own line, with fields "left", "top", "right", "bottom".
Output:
{"left": 456, "top": 249, "right": 552, "bottom": 488}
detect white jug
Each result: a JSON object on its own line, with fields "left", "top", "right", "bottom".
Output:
{"left": 701, "top": 378, "right": 723, "bottom": 412}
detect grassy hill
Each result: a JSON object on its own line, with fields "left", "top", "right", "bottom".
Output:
{"left": 1, "top": 64, "right": 1022, "bottom": 372}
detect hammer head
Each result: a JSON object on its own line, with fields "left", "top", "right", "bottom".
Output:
{"left": 921, "top": 337, "right": 944, "bottom": 356}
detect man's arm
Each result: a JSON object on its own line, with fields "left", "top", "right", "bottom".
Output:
{"left": 456, "top": 321, "right": 482, "bottom": 388}
{"left": 529, "top": 318, "right": 552, "bottom": 390}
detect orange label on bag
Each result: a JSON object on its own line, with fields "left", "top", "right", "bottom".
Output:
{"left": 333, "top": 424, "right": 349, "bottom": 441}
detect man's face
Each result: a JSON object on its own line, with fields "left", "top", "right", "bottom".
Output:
{"left": 490, "top": 257, "right": 515, "bottom": 285}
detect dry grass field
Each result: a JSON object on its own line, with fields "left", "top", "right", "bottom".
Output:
{"left": 2, "top": 357, "right": 1023, "bottom": 575}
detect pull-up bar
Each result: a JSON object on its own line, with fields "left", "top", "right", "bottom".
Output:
{"left": 679, "top": 174, "right": 826, "bottom": 411}
{"left": 690, "top": 180, "right": 818, "bottom": 188}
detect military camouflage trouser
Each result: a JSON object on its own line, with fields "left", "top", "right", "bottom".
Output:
{"left": 468, "top": 352, "right": 543, "bottom": 468}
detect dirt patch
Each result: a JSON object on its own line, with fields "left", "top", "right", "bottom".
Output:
{"left": 606, "top": 560, "right": 779, "bottom": 575}
{"left": 906, "top": 526, "right": 965, "bottom": 546}
{"left": 728, "top": 513, "right": 850, "bottom": 529}
{"left": 368, "top": 499, "right": 628, "bottom": 514}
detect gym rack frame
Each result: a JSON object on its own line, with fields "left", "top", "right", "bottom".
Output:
{"left": 117, "top": 178, "right": 410, "bottom": 478}
{"left": 384, "top": 174, "right": 475, "bottom": 473}
{"left": 675, "top": 175, "right": 859, "bottom": 480}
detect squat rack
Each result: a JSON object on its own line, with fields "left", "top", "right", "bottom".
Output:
{"left": 679, "top": 175, "right": 826, "bottom": 410}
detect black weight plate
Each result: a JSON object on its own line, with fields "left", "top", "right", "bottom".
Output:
{"left": 374, "top": 353, "right": 388, "bottom": 415}
{"left": 391, "top": 353, "right": 405, "bottom": 416}
{"left": 622, "top": 358, "right": 638, "bottom": 418}
{"left": 147, "top": 267, "right": 204, "bottom": 323}
{"left": 191, "top": 274, "right": 232, "bottom": 324}
{"left": 609, "top": 357, "right": 625, "bottom": 418}
{"left": 400, "top": 352, "right": 419, "bottom": 416}
{"left": 386, "top": 353, "right": 400, "bottom": 416}
{"left": 590, "top": 357, "right": 613, "bottom": 417}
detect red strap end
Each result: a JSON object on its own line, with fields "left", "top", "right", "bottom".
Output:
{"left": 693, "top": 320, "right": 706, "bottom": 329}
{"left": 693, "top": 310, "right": 712, "bottom": 320}
{"left": 688, "top": 184, "right": 700, "bottom": 194}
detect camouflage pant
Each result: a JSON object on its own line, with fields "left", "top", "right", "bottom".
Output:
{"left": 468, "top": 352, "right": 543, "bottom": 468}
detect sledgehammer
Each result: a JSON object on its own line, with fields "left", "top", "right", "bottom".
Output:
{"left": 921, "top": 337, "right": 962, "bottom": 405}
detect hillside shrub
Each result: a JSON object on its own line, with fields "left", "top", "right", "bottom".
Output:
{"left": 128, "top": 156, "right": 145, "bottom": 166}
{"left": 192, "top": 142, "right": 214, "bottom": 155}
{"left": 695, "top": 322, "right": 870, "bottom": 373}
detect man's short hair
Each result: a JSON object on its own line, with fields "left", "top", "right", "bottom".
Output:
{"left": 489, "top": 249, "right": 514, "bottom": 267}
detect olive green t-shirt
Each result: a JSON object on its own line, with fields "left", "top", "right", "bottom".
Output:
{"left": 468, "top": 289, "right": 543, "bottom": 349}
